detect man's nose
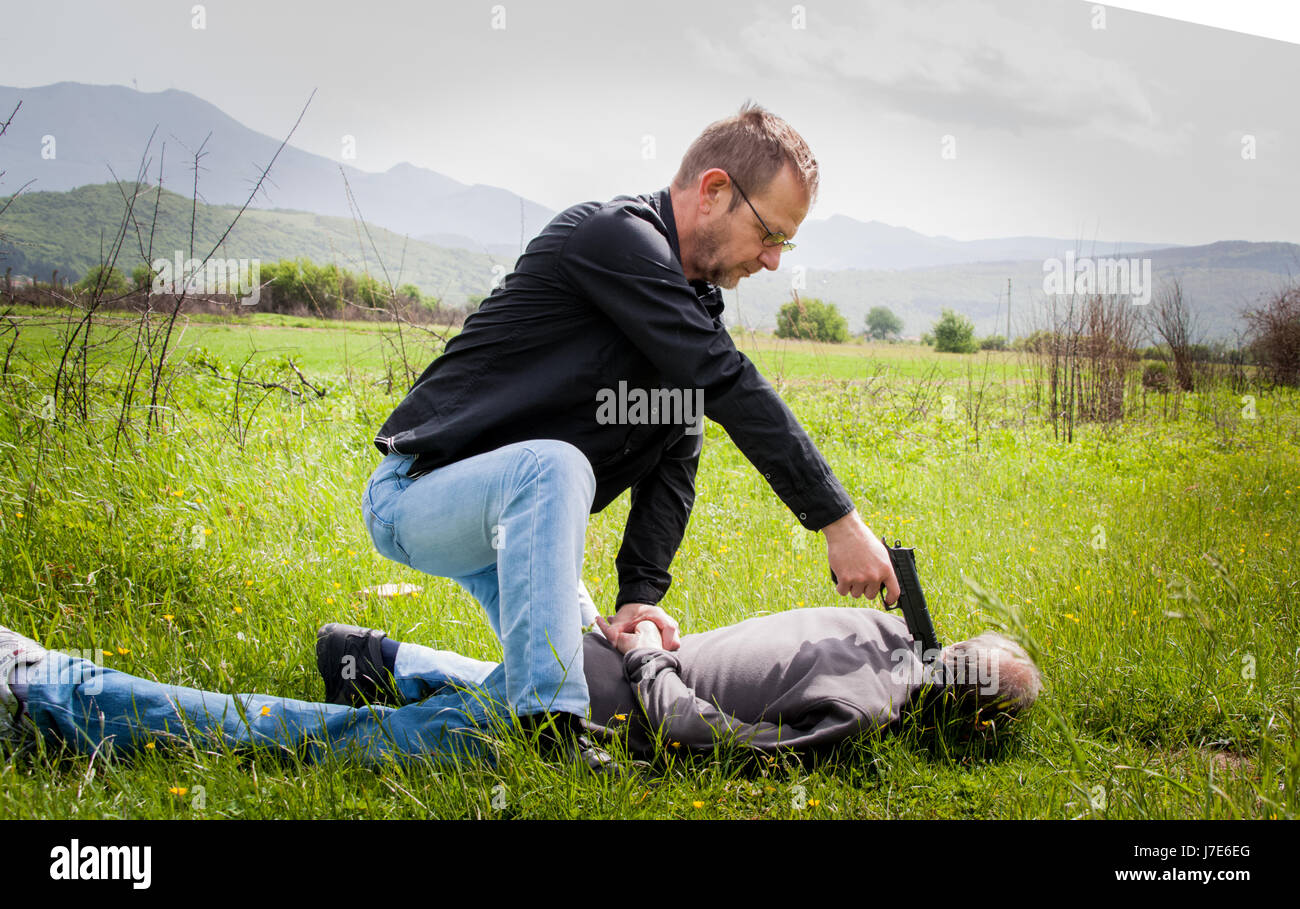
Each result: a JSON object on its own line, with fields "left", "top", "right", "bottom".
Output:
{"left": 758, "top": 246, "right": 782, "bottom": 270}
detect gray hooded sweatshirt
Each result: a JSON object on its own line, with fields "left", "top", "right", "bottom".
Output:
{"left": 579, "top": 606, "right": 927, "bottom": 755}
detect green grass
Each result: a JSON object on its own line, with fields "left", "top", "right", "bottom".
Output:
{"left": 1, "top": 306, "right": 1296, "bottom": 819}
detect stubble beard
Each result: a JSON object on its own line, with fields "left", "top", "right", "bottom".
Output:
{"left": 694, "top": 216, "right": 742, "bottom": 289}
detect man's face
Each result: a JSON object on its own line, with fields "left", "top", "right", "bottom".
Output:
{"left": 693, "top": 165, "right": 809, "bottom": 289}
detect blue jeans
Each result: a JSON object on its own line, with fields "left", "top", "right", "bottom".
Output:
{"left": 23, "top": 641, "right": 508, "bottom": 767}
{"left": 362, "top": 441, "right": 595, "bottom": 718}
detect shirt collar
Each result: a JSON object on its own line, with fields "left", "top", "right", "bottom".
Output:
{"left": 653, "top": 186, "right": 726, "bottom": 317}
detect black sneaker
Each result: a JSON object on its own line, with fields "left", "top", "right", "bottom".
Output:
{"left": 315, "top": 623, "right": 401, "bottom": 707}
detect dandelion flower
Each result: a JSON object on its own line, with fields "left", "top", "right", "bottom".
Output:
{"left": 144, "top": 741, "right": 155, "bottom": 750}
{"left": 169, "top": 786, "right": 188, "bottom": 796}
{"left": 692, "top": 801, "right": 705, "bottom": 809}
{"left": 260, "top": 706, "right": 271, "bottom": 716}
{"left": 234, "top": 606, "right": 243, "bottom": 615}
{"left": 117, "top": 647, "right": 130, "bottom": 655}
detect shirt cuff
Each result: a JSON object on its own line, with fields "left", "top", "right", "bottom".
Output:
{"left": 615, "top": 583, "right": 663, "bottom": 609}
{"left": 622, "top": 648, "right": 680, "bottom": 684}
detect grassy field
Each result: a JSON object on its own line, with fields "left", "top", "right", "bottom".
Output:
{"left": 1, "top": 303, "right": 1296, "bottom": 819}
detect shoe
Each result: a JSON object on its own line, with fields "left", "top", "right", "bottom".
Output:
{"left": 316, "top": 623, "right": 400, "bottom": 707}
{"left": 520, "top": 712, "right": 625, "bottom": 778}
{"left": 0, "top": 625, "right": 47, "bottom": 748}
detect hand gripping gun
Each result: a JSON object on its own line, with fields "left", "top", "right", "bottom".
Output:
{"left": 832, "top": 538, "right": 942, "bottom": 661}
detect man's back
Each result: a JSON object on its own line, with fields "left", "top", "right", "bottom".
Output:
{"left": 582, "top": 606, "right": 924, "bottom": 753}
{"left": 373, "top": 187, "right": 717, "bottom": 512}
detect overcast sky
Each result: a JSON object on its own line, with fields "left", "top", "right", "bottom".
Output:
{"left": 3, "top": 0, "right": 1298, "bottom": 245}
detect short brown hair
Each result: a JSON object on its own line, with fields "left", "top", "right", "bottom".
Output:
{"left": 672, "top": 100, "right": 819, "bottom": 212}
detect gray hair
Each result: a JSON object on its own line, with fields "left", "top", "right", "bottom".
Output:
{"left": 671, "top": 100, "right": 819, "bottom": 211}
{"left": 930, "top": 632, "right": 1043, "bottom": 721}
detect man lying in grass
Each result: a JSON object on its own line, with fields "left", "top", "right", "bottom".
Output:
{"left": 0, "top": 606, "right": 1041, "bottom": 769}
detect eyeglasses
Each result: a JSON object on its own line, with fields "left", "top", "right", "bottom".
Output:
{"left": 726, "top": 173, "right": 796, "bottom": 253}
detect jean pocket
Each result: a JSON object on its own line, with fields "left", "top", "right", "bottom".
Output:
{"left": 364, "top": 503, "right": 411, "bottom": 566}
{"left": 365, "top": 475, "right": 398, "bottom": 529}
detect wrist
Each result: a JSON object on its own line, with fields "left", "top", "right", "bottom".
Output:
{"left": 821, "top": 508, "right": 862, "bottom": 538}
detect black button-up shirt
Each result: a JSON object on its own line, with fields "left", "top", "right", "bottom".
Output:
{"left": 373, "top": 186, "right": 855, "bottom": 607}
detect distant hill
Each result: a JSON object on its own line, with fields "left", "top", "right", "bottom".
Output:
{"left": 2, "top": 82, "right": 1189, "bottom": 274}
{"left": 791, "top": 214, "right": 1178, "bottom": 271}
{"left": 4, "top": 183, "right": 1295, "bottom": 341}
{"left": 0, "top": 82, "right": 555, "bottom": 254}
{"left": 0, "top": 183, "right": 507, "bottom": 303}
{"left": 721, "top": 241, "right": 1300, "bottom": 343}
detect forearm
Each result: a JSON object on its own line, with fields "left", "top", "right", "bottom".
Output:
{"left": 615, "top": 433, "right": 700, "bottom": 607}
{"left": 623, "top": 649, "right": 799, "bottom": 752}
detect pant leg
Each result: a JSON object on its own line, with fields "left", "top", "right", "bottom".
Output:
{"left": 362, "top": 441, "right": 595, "bottom": 719}
{"left": 391, "top": 639, "right": 501, "bottom": 703}
{"left": 22, "top": 649, "right": 512, "bottom": 768}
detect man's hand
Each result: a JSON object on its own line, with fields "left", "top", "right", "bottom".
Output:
{"left": 595, "top": 616, "right": 665, "bottom": 655}
{"left": 822, "top": 509, "right": 901, "bottom": 605}
{"left": 596, "top": 602, "right": 680, "bottom": 651}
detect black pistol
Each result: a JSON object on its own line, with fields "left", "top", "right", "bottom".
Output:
{"left": 831, "top": 538, "right": 942, "bottom": 660}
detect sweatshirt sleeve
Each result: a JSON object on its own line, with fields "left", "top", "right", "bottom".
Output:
{"left": 557, "top": 202, "right": 855, "bottom": 531}
{"left": 622, "top": 648, "right": 871, "bottom": 752}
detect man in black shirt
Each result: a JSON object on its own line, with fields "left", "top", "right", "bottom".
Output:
{"left": 363, "top": 102, "right": 900, "bottom": 766}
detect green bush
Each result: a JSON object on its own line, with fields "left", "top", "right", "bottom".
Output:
{"left": 979, "top": 334, "right": 1007, "bottom": 351}
{"left": 73, "top": 264, "right": 130, "bottom": 298}
{"left": 775, "top": 297, "right": 849, "bottom": 343}
{"left": 131, "top": 263, "right": 157, "bottom": 291}
{"left": 932, "top": 309, "right": 977, "bottom": 353}
{"left": 1142, "top": 362, "right": 1171, "bottom": 391}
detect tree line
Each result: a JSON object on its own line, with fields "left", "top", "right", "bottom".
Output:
{"left": 771, "top": 287, "right": 1299, "bottom": 388}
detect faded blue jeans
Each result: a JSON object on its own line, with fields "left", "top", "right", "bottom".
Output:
{"left": 362, "top": 441, "right": 595, "bottom": 719}
{"left": 21, "top": 640, "right": 510, "bottom": 766}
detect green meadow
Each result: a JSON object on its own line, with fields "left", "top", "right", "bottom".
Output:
{"left": 1, "top": 305, "right": 1296, "bottom": 819}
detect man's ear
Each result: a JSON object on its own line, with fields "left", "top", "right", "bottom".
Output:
{"left": 697, "top": 168, "right": 731, "bottom": 214}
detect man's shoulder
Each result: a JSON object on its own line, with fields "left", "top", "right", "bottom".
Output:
{"left": 707, "top": 606, "right": 911, "bottom": 642}
{"left": 554, "top": 190, "right": 674, "bottom": 259}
